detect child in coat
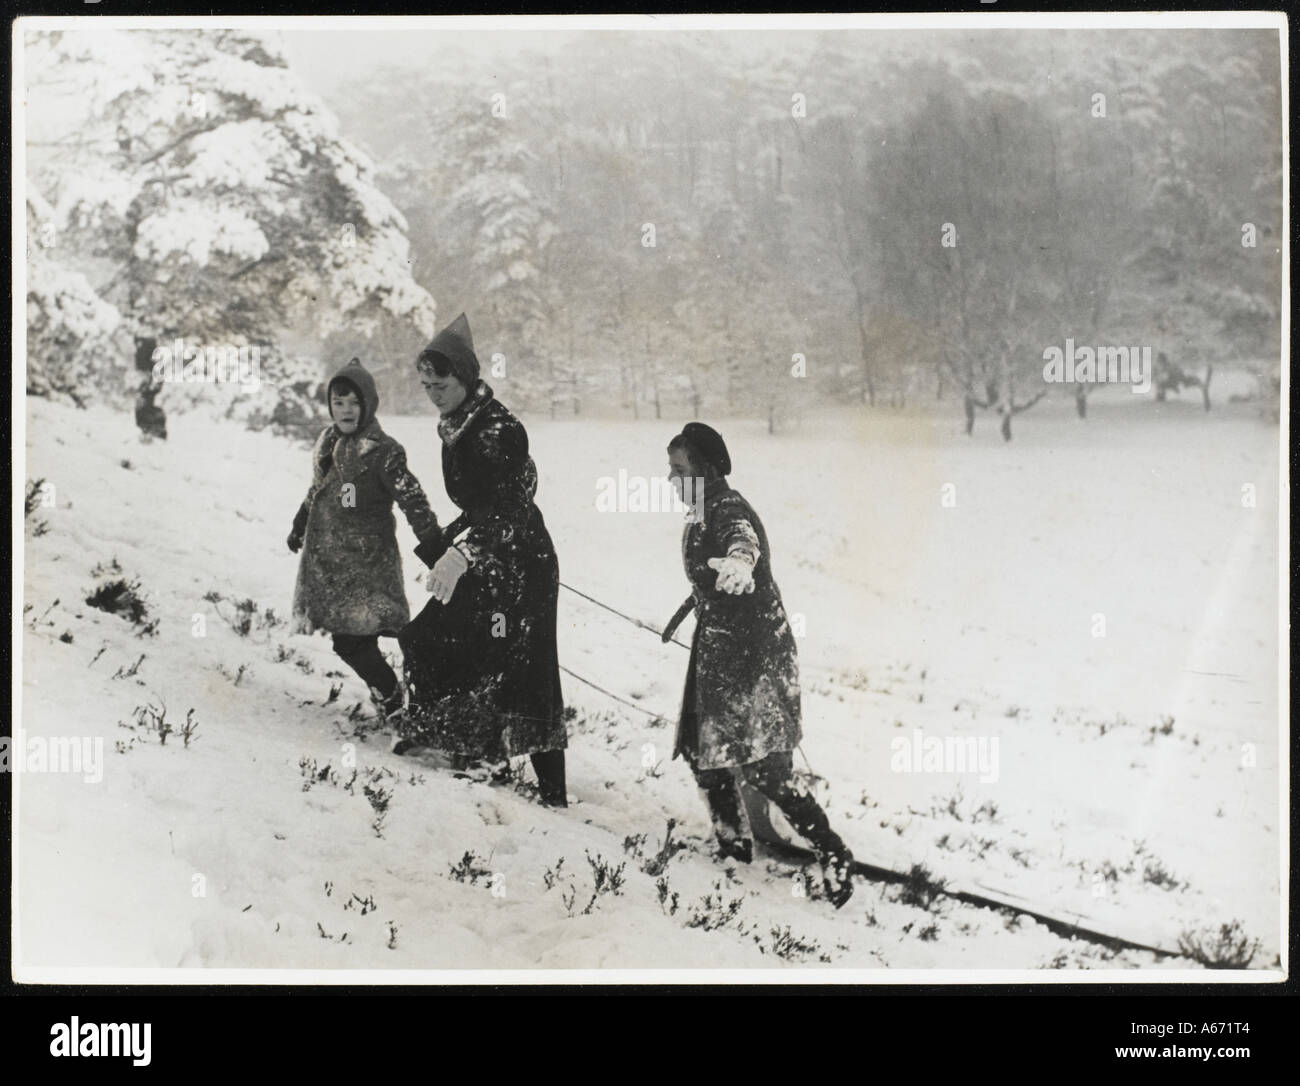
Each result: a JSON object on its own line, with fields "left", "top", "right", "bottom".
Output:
{"left": 288, "top": 357, "right": 444, "bottom": 721}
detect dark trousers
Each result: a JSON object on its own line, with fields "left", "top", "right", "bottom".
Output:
{"left": 332, "top": 634, "right": 398, "bottom": 701}
{"left": 692, "top": 750, "right": 848, "bottom": 861}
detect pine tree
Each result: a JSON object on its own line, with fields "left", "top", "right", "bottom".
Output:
{"left": 25, "top": 27, "right": 436, "bottom": 428}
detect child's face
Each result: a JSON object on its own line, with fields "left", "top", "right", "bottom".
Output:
{"left": 331, "top": 390, "right": 362, "bottom": 433}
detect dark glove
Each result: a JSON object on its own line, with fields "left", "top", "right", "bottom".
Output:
{"left": 288, "top": 503, "right": 309, "bottom": 554}
{"left": 414, "top": 530, "right": 448, "bottom": 569}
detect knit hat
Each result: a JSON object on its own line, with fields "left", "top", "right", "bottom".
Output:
{"left": 417, "top": 313, "right": 479, "bottom": 387}
{"left": 673, "top": 422, "right": 731, "bottom": 477}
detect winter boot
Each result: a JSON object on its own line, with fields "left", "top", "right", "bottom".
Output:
{"left": 715, "top": 837, "right": 753, "bottom": 864}
{"left": 369, "top": 683, "right": 410, "bottom": 754}
{"left": 820, "top": 850, "right": 855, "bottom": 909}
{"left": 531, "top": 749, "right": 569, "bottom": 808}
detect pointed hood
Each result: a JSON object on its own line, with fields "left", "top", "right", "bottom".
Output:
{"left": 416, "top": 312, "right": 480, "bottom": 387}
{"left": 327, "top": 357, "right": 380, "bottom": 431}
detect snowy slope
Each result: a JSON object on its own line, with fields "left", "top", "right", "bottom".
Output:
{"left": 15, "top": 393, "right": 1284, "bottom": 977}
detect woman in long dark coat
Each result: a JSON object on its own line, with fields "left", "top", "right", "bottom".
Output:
{"left": 666, "top": 422, "right": 854, "bottom": 907}
{"left": 396, "top": 313, "right": 568, "bottom": 806}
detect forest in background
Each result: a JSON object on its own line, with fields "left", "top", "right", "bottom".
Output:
{"left": 25, "top": 27, "right": 1284, "bottom": 438}
{"left": 321, "top": 29, "right": 1282, "bottom": 434}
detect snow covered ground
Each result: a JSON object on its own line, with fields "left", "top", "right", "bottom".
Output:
{"left": 14, "top": 389, "right": 1285, "bottom": 978}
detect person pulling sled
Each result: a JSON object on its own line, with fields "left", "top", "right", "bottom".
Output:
{"left": 664, "top": 423, "right": 854, "bottom": 908}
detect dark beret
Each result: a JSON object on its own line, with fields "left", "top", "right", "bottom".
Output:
{"left": 680, "top": 421, "right": 731, "bottom": 476}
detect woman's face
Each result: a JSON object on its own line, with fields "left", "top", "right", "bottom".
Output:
{"left": 421, "top": 370, "right": 468, "bottom": 416}
{"left": 668, "top": 447, "right": 700, "bottom": 505}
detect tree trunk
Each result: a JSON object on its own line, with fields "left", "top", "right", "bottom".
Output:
{"left": 1000, "top": 408, "right": 1013, "bottom": 442}
{"left": 1075, "top": 385, "right": 1088, "bottom": 419}
{"left": 851, "top": 280, "right": 876, "bottom": 406}
{"left": 964, "top": 395, "right": 976, "bottom": 436}
{"left": 1202, "top": 364, "right": 1213, "bottom": 411}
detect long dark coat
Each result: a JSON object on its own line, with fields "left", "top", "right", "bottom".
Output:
{"left": 398, "top": 380, "right": 567, "bottom": 761}
{"left": 291, "top": 359, "right": 441, "bottom": 637}
{"left": 674, "top": 479, "right": 802, "bottom": 770}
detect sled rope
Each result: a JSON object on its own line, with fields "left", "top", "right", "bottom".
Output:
{"left": 847, "top": 859, "right": 1181, "bottom": 960}
{"left": 419, "top": 602, "right": 1178, "bottom": 958}
{"left": 560, "top": 580, "right": 835, "bottom": 673}
{"left": 560, "top": 581, "right": 691, "bottom": 650}
{"left": 558, "top": 664, "right": 671, "bottom": 722}
{"left": 560, "top": 581, "right": 816, "bottom": 771}
{"left": 566, "top": 664, "right": 1186, "bottom": 958}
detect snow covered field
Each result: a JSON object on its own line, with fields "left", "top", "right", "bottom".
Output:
{"left": 14, "top": 391, "right": 1284, "bottom": 978}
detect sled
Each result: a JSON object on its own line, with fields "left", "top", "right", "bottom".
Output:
{"left": 740, "top": 781, "right": 818, "bottom": 860}
{"left": 739, "top": 783, "right": 1180, "bottom": 957}
{"left": 740, "top": 783, "right": 910, "bottom": 885}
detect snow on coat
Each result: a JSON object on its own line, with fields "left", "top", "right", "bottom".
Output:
{"left": 399, "top": 378, "right": 567, "bottom": 762}
{"left": 290, "top": 358, "right": 441, "bottom": 637}
{"left": 674, "top": 479, "right": 802, "bottom": 771}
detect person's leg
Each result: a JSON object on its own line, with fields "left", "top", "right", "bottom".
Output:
{"left": 691, "top": 762, "right": 753, "bottom": 862}
{"left": 530, "top": 749, "right": 568, "bottom": 808}
{"left": 331, "top": 634, "right": 399, "bottom": 709}
{"left": 739, "top": 751, "right": 849, "bottom": 860}
{"left": 740, "top": 751, "right": 854, "bottom": 906}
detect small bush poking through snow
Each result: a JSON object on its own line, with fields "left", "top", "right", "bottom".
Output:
{"left": 448, "top": 851, "right": 493, "bottom": 886}
{"left": 25, "top": 478, "right": 46, "bottom": 517}
{"left": 299, "top": 757, "right": 338, "bottom": 791}
{"left": 343, "top": 892, "right": 377, "bottom": 915}
{"left": 574, "top": 851, "right": 625, "bottom": 916}
{"left": 1177, "top": 920, "right": 1261, "bottom": 969}
{"left": 641, "top": 818, "right": 685, "bottom": 877}
{"left": 25, "top": 479, "right": 52, "bottom": 534}
{"left": 656, "top": 876, "right": 680, "bottom": 916}
{"left": 542, "top": 858, "right": 566, "bottom": 890}
{"left": 86, "top": 568, "right": 156, "bottom": 635}
{"left": 897, "top": 863, "right": 948, "bottom": 911}
{"left": 686, "top": 881, "right": 747, "bottom": 932}
{"left": 204, "top": 590, "right": 285, "bottom": 640}
{"left": 362, "top": 784, "right": 391, "bottom": 837}
{"left": 178, "top": 709, "right": 200, "bottom": 748}
{"left": 768, "top": 924, "right": 831, "bottom": 963}
{"left": 130, "top": 698, "right": 176, "bottom": 745}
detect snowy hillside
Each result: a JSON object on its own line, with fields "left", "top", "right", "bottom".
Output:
{"left": 15, "top": 394, "right": 1283, "bottom": 977}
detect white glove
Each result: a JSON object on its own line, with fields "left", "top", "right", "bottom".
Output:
{"left": 707, "top": 554, "right": 756, "bottom": 595}
{"left": 429, "top": 546, "right": 469, "bottom": 603}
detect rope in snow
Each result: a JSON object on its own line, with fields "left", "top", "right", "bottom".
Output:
{"left": 468, "top": 586, "right": 1179, "bottom": 958}
{"left": 558, "top": 664, "right": 671, "bottom": 722}
{"left": 560, "top": 581, "right": 691, "bottom": 650}
{"left": 557, "top": 588, "right": 816, "bottom": 774}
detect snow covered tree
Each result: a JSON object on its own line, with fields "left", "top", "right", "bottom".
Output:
{"left": 25, "top": 193, "right": 125, "bottom": 408}
{"left": 420, "top": 86, "right": 558, "bottom": 411}
{"left": 24, "top": 27, "right": 435, "bottom": 429}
